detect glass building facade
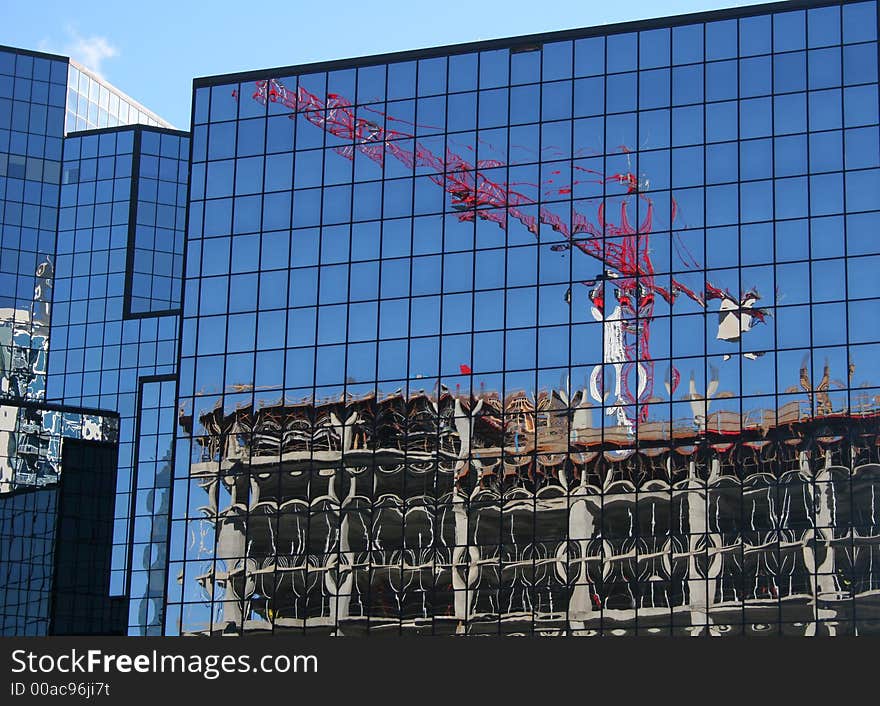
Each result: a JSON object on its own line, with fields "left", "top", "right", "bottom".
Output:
{"left": 0, "top": 47, "right": 67, "bottom": 408}
{"left": 0, "top": 46, "right": 174, "bottom": 412}
{"left": 65, "top": 62, "right": 173, "bottom": 135}
{"left": 0, "top": 45, "right": 179, "bottom": 635}
{"left": 171, "top": 0, "right": 880, "bottom": 636}
{"left": 48, "top": 125, "right": 188, "bottom": 635}
{"left": 3, "top": 0, "right": 880, "bottom": 639}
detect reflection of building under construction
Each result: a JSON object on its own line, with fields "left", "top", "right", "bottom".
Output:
{"left": 180, "top": 388, "right": 880, "bottom": 636}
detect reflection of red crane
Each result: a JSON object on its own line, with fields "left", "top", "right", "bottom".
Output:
{"left": 246, "top": 78, "right": 763, "bottom": 425}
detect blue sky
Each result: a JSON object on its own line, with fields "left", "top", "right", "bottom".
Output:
{"left": 3, "top": 0, "right": 772, "bottom": 128}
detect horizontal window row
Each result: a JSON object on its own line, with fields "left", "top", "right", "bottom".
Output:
{"left": 49, "top": 372, "right": 176, "bottom": 411}
{"left": 186, "top": 242, "right": 874, "bottom": 281}
{"left": 56, "top": 202, "right": 133, "bottom": 230}
{"left": 48, "top": 315, "right": 178, "bottom": 346}
{"left": 185, "top": 217, "right": 880, "bottom": 269}
{"left": 0, "top": 128, "right": 63, "bottom": 162}
{"left": 186, "top": 188, "right": 880, "bottom": 249}
{"left": 191, "top": 133, "right": 880, "bottom": 202}
{"left": 194, "top": 88, "right": 879, "bottom": 166}
{"left": 64, "top": 131, "right": 134, "bottom": 159}
{"left": 238, "top": 169, "right": 870, "bottom": 220}
{"left": 61, "top": 156, "right": 132, "bottom": 183}
{"left": 207, "top": 76, "right": 879, "bottom": 153}
{"left": 179, "top": 308, "right": 876, "bottom": 354}
{"left": 52, "top": 280, "right": 183, "bottom": 312}
{"left": 0, "top": 76, "right": 66, "bottom": 107}
{"left": 0, "top": 152, "right": 61, "bottom": 184}
{"left": 177, "top": 365, "right": 878, "bottom": 400}
{"left": 195, "top": 4, "right": 877, "bottom": 123}
{"left": 0, "top": 51, "right": 68, "bottom": 83}
{"left": 61, "top": 180, "right": 186, "bottom": 209}
{"left": 176, "top": 252, "right": 880, "bottom": 308}
{"left": 168, "top": 341, "right": 880, "bottom": 373}
{"left": 50, "top": 220, "right": 876, "bottom": 277}
{"left": 179, "top": 316, "right": 880, "bottom": 368}
{"left": 52, "top": 346, "right": 178, "bottom": 375}
{"left": 0, "top": 98, "right": 65, "bottom": 137}
{"left": 58, "top": 199, "right": 129, "bottom": 226}
{"left": 0, "top": 203, "right": 58, "bottom": 232}
{"left": 61, "top": 155, "right": 188, "bottom": 186}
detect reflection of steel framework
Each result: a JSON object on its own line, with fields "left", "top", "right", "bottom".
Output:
{"left": 0, "top": 259, "right": 53, "bottom": 402}
{"left": 179, "top": 391, "right": 880, "bottom": 636}
{"left": 246, "top": 80, "right": 768, "bottom": 429}
{"left": 0, "top": 402, "right": 118, "bottom": 494}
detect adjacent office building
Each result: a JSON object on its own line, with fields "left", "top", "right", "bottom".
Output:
{"left": 0, "top": 45, "right": 180, "bottom": 635}
{"left": 4, "top": 0, "right": 880, "bottom": 637}
{"left": 49, "top": 125, "right": 188, "bottom": 635}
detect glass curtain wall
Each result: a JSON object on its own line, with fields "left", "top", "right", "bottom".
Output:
{"left": 50, "top": 126, "right": 187, "bottom": 635}
{"left": 170, "top": 0, "right": 880, "bottom": 636}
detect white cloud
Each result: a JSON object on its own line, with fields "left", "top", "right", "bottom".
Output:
{"left": 38, "top": 25, "right": 119, "bottom": 76}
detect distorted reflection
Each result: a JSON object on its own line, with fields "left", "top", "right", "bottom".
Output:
{"left": 175, "top": 2, "right": 880, "bottom": 635}
{"left": 177, "top": 381, "right": 880, "bottom": 635}
{"left": 0, "top": 402, "right": 118, "bottom": 494}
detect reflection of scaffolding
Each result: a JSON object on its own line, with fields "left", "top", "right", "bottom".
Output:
{"left": 0, "top": 402, "right": 119, "bottom": 494}
{"left": 0, "top": 258, "right": 116, "bottom": 494}
{"left": 246, "top": 80, "right": 768, "bottom": 430}
{"left": 178, "top": 389, "right": 880, "bottom": 636}
{"left": 0, "top": 259, "right": 53, "bottom": 402}
{"left": 0, "top": 308, "right": 48, "bottom": 401}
